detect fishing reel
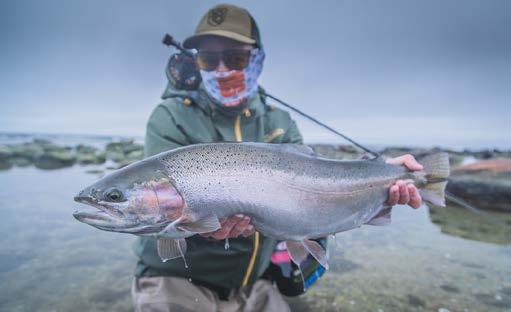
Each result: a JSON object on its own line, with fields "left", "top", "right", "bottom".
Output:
{"left": 162, "top": 34, "right": 201, "bottom": 91}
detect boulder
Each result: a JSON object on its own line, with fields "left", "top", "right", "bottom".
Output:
{"left": 76, "top": 144, "right": 98, "bottom": 154}
{"left": 429, "top": 204, "right": 511, "bottom": 245}
{"left": 0, "top": 146, "right": 12, "bottom": 170}
{"left": 9, "top": 157, "right": 32, "bottom": 167}
{"left": 9, "top": 142, "right": 44, "bottom": 160}
{"left": 34, "top": 150, "right": 77, "bottom": 169}
{"left": 447, "top": 159, "right": 511, "bottom": 212}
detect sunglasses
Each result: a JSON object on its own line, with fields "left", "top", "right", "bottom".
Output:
{"left": 196, "top": 49, "right": 257, "bottom": 72}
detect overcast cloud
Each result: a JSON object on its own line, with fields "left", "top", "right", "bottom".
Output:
{"left": 1, "top": 0, "right": 510, "bottom": 148}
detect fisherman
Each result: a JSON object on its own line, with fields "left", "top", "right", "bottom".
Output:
{"left": 132, "top": 4, "right": 423, "bottom": 311}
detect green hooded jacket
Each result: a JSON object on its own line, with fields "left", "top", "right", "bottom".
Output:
{"left": 132, "top": 82, "right": 303, "bottom": 289}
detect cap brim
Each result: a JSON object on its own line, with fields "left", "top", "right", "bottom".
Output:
{"left": 183, "top": 30, "right": 256, "bottom": 49}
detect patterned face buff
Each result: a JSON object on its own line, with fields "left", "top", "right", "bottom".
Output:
{"left": 200, "top": 48, "right": 265, "bottom": 107}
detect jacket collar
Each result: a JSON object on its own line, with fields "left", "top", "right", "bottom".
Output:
{"left": 162, "top": 82, "right": 266, "bottom": 119}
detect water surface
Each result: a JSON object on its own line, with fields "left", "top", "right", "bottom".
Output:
{"left": 0, "top": 150, "right": 509, "bottom": 311}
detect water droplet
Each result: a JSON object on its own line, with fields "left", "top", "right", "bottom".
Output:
{"left": 224, "top": 238, "right": 230, "bottom": 250}
{"left": 194, "top": 298, "right": 199, "bottom": 302}
{"left": 188, "top": 278, "right": 192, "bottom": 282}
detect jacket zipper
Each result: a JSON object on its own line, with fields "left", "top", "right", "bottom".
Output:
{"left": 234, "top": 114, "right": 260, "bottom": 287}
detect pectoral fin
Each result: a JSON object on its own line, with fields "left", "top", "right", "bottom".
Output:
{"left": 302, "top": 239, "right": 329, "bottom": 270}
{"left": 286, "top": 239, "right": 329, "bottom": 270}
{"left": 286, "top": 240, "right": 308, "bottom": 265}
{"left": 157, "top": 238, "right": 187, "bottom": 262}
{"left": 177, "top": 214, "right": 221, "bottom": 233}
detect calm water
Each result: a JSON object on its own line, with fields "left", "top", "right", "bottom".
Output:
{"left": 0, "top": 147, "right": 510, "bottom": 311}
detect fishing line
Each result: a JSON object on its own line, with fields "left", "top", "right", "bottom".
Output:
{"left": 260, "top": 90, "right": 381, "bottom": 158}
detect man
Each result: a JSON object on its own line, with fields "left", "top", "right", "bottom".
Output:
{"left": 132, "top": 4, "right": 423, "bottom": 311}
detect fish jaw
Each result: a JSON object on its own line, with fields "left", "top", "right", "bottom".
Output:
{"left": 73, "top": 194, "right": 138, "bottom": 230}
{"left": 73, "top": 193, "right": 125, "bottom": 218}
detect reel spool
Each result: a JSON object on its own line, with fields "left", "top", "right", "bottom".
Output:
{"left": 163, "top": 34, "right": 202, "bottom": 91}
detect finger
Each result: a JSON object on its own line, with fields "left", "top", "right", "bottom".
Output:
{"left": 386, "top": 154, "right": 423, "bottom": 171}
{"left": 242, "top": 225, "right": 255, "bottom": 237}
{"left": 408, "top": 184, "right": 422, "bottom": 209}
{"left": 398, "top": 181, "right": 410, "bottom": 205}
{"left": 403, "top": 157, "right": 423, "bottom": 171}
{"left": 387, "top": 184, "right": 399, "bottom": 205}
{"left": 228, "top": 216, "right": 251, "bottom": 238}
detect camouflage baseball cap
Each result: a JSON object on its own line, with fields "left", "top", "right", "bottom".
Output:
{"left": 183, "top": 4, "right": 262, "bottom": 49}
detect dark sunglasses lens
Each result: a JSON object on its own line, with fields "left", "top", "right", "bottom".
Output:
{"left": 197, "top": 52, "right": 220, "bottom": 71}
{"left": 224, "top": 50, "right": 252, "bottom": 70}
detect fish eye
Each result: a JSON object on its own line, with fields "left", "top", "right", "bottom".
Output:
{"left": 105, "top": 188, "right": 124, "bottom": 202}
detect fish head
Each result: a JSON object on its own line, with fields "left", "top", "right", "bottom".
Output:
{"left": 73, "top": 158, "right": 184, "bottom": 234}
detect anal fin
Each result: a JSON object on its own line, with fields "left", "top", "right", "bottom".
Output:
{"left": 302, "top": 240, "right": 329, "bottom": 270}
{"left": 286, "top": 240, "right": 308, "bottom": 265}
{"left": 286, "top": 239, "right": 329, "bottom": 270}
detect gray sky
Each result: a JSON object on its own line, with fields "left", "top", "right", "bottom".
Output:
{"left": 1, "top": 0, "right": 510, "bottom": 148}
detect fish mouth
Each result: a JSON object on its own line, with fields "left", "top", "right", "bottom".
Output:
{"left": 73, "top": 194, "right": 132, "bottom": 230}
{"left": 74, "top": 194, "right": 124, "bottom": 217}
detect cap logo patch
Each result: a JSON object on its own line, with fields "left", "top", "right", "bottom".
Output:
{"left": 207, "top": 7, "right": 228, "bottom": 26}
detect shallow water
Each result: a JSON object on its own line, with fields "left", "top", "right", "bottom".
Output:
{"left": 0, "top": 162, "right": 510, "bottom": 311}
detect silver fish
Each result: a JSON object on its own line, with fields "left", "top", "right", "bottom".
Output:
{"left": 73, "top": 143, "right": 450, "bottom": 268}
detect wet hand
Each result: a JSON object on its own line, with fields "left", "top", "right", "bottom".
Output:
{"left": 386, "top": 154, "right": 423, "bottom": 209}
{"left": 200, "top": 214, "right": 255, "bottom": 240}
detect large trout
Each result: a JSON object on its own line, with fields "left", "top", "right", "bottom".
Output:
{"left": 73, "top": 143, "right": 449, "bottom": 268}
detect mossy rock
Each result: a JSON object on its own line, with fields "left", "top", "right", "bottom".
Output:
{"left": 106, "top": 150, "right": 126, "bottom": 163}
{"left": 106, "top": 140, "right": 134, "bottom": 152}
{"left": 122, "top": 143, "right": 143, "bottom": 154}
{"left": 9, "top": 157, "right": 33, "bottom": 167}
{"left": 447, "top": 171, "right": 511, "bottom": 212}
{"left": 9, "top": 143, "right": 44, "bottom": 160}
{"left": 76, "top": 144, "right": 97, "bottom": 154}
{"left": 0, "top": 145, "right": 12, "bottom": 159}
{"left": 429, "top": 205, "right": 511, "bottom": 245}
{"left": 34, "top": 150, "right": 77, "bottom": 169}
{"left": 35, "top": 140, "right": 68, "bottom": 153}
{"left": 125, "top": 150, "right": 144, "bottom": 162}
{"left": 77, "top": 152, "right": 106, "bottom": 165}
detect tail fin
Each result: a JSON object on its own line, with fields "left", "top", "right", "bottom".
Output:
{"left": 418, "top": 152, "right": 450, "bottom": 207}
